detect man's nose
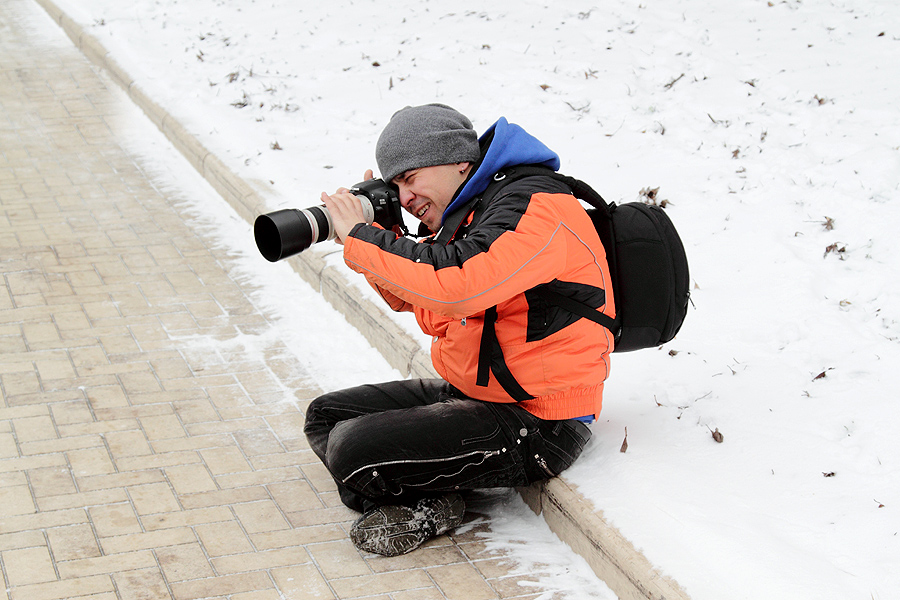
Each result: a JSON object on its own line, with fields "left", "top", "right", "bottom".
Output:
{"left": 398, "top": 185, "right": 415, "bottom": 207}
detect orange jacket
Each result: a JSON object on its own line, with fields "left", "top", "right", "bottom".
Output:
{"left": 343, "top": 174, "right": 614, "bottom": 420}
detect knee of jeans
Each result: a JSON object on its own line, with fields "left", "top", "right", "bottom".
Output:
{"left": 304, "top": 391, "right": 336, "bottom": 424}
{"left": 323, "top": 420, "right": 369, "bottom": 480}
{"left": 302, "top": 395, "right": 334, "bottom": 458}
{"left": 303, "top": 396, "right": 324, "bottom": 433}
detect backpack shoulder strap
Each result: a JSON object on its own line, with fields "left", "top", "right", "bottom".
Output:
{"left": 530, "top": 286, "right": 617, "bottom": 331}
{"left": 480, "top": 166, "right": 613, "bottom": 215}
{"left": 476, "top": 306, "right": 534, "bottom": 402}
{"left": 472, "top": 167, "right": 621, "bottom": 399}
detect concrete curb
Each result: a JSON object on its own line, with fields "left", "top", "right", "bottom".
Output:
{"left": 34, "top": 2, "right": 691, "bottom": 597}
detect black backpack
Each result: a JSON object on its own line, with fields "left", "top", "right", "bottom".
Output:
{"left": 481, "top": 165, "right": 691, "bottom": 354}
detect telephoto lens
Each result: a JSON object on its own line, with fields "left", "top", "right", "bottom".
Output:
{"left": 254, "top": 179, "right": 404, "bottom": 262}
{"left": 254, "top": 205, "right": 339, "bottom": 262}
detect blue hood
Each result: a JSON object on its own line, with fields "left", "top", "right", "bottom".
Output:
{"left": 442, "top": 117, "right": 560, "bottom": 223}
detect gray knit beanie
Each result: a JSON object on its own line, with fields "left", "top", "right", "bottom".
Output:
{"left": 375, "top": 104, "right": 481, "bottom": 183}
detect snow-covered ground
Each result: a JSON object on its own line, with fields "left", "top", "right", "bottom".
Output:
{"left": 34, "top": 0, "right": 900, "bottom": 597}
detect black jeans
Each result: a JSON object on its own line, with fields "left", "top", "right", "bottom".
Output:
{"left": 304, "top": 379, "right": 592, "bottom": 513}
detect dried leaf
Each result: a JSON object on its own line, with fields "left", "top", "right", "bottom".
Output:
{"left": 813, "top": 368, "right": 834, "bottom": 381}
{"left": 824, "top": 243, "right": 846, "bottom": 258}
{"left": 638, "top": 186, "right": 659, "bottom": 204}
{"left": 712, "top": 428, "right": 724, "bottom": 443}
{"left": 823, "top": 471, "right": 836, "bottom": 477}
{"left": 620, "top": 427, "right": 628, "bottom": 453}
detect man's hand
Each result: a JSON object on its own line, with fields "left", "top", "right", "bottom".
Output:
{"left": 321, "top": 189, "right": 365, "bottom": 245}
{"left": 320, "top": 170, "right": 377, "bottom": 245}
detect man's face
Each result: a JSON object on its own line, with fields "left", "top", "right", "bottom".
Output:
{"left": 392, "top": 163, "right": 469, "bottom": 233}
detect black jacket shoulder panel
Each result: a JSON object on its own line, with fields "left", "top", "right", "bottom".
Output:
{"left": 441, "top": 174, "right": 573, "bottom": 269}
{"left": 463, "top": 174, "right": 573, "bottom": 237}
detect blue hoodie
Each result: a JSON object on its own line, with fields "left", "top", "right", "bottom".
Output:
{"left": 442, "top": 117, "right": 560, "bottom": 224}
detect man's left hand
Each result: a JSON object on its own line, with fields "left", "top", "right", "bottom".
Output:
{"left": 321, "top": 189, "right": 365, "bottom": 245}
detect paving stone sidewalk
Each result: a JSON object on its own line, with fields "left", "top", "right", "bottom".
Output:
{"left": 0, "top": 2, "right": 551, "bottom": 599}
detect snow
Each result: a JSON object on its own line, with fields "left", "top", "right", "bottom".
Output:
{"left": 34, "top": 0, "right": 900, "bottom": 597}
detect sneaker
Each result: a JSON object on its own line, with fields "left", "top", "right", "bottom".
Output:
{"left": 349, "top": 493, "right": 465, "bottom": 556}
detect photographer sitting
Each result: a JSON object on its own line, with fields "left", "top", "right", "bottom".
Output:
{"left": 304, "top": 103, "right": 614, "bottom": 557}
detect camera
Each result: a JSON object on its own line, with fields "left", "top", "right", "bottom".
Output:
{"left": 254, "top": 178, "right": 405, "bottom": 262}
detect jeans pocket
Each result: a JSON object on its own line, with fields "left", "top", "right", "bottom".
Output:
{"left": 531, "top": 420, "right": 592, "bottom": 478}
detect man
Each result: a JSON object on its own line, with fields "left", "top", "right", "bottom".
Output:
{"left": 305, "top": 103, "right": 614, "bottom": 557}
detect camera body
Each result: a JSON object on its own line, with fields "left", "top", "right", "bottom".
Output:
{"left": 254, "top": 179, "right": 405, "bottom": 262}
